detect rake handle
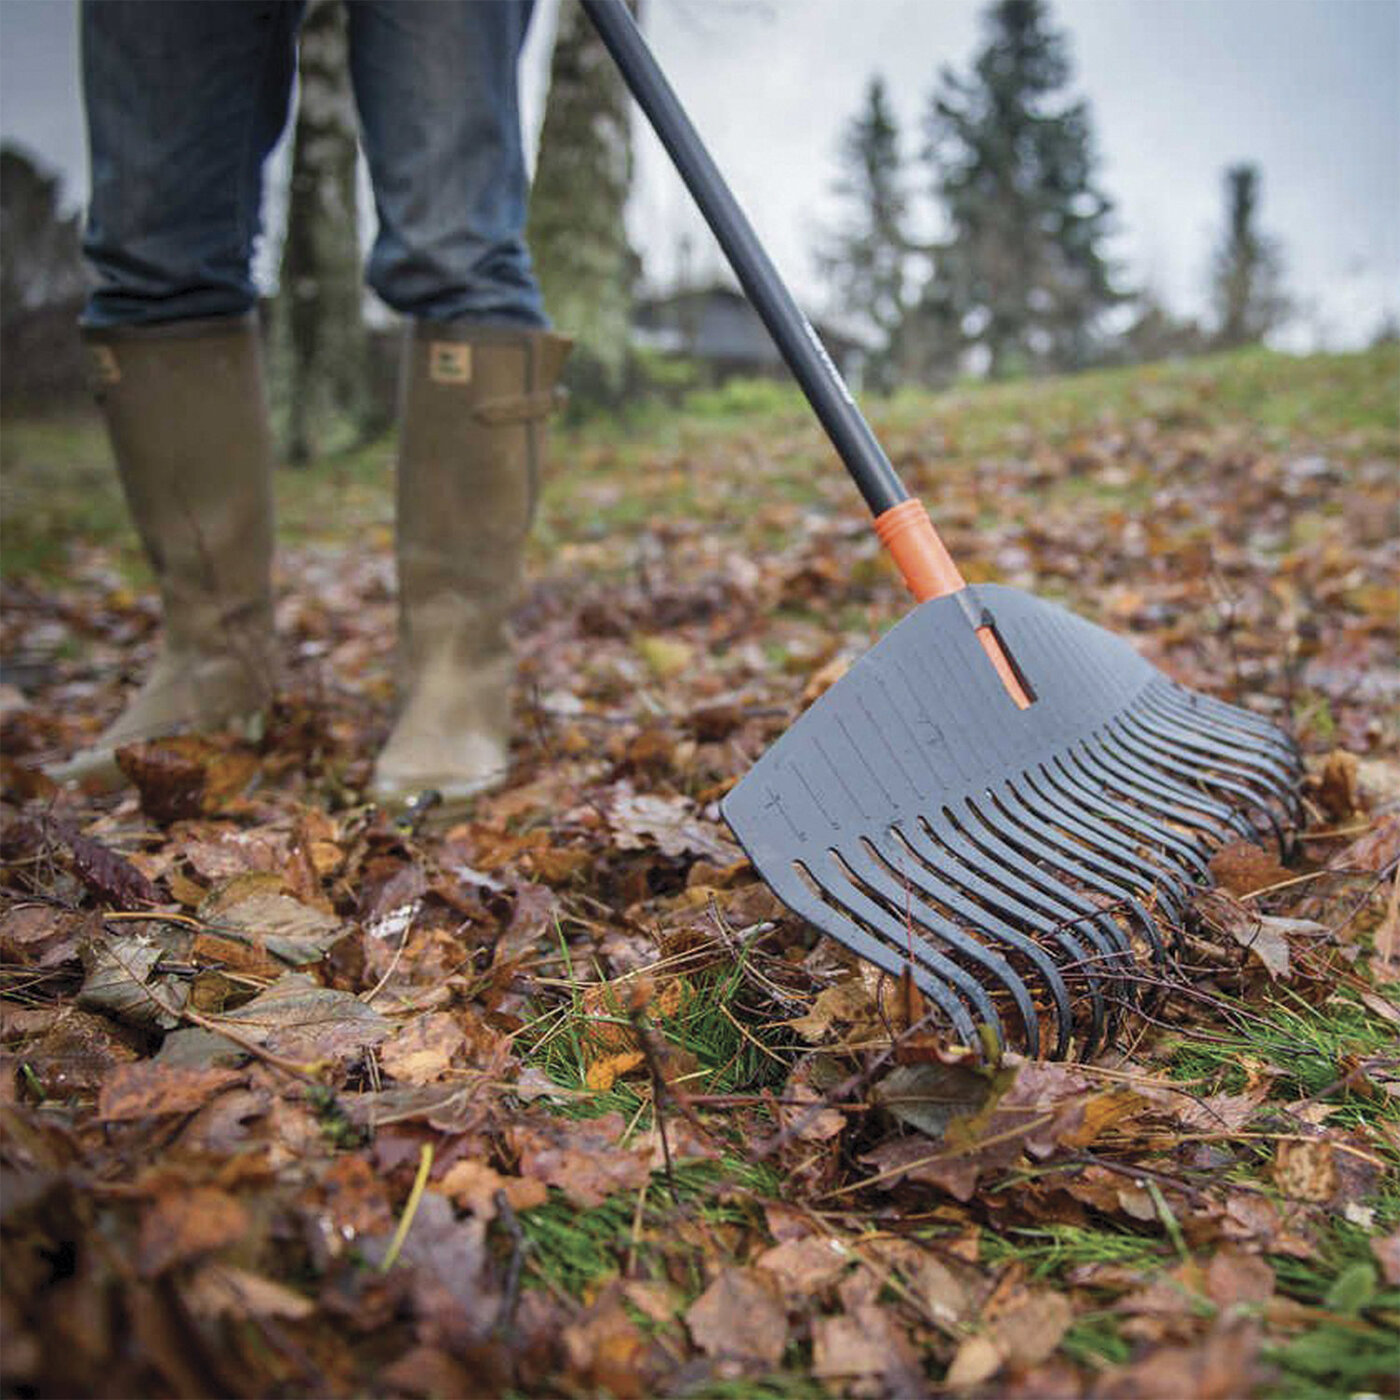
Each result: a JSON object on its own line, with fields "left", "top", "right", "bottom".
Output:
{"left": 581, "top": 0, "right": 899, "bottom": 512}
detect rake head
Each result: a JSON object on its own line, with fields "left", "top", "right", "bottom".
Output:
{"left": 722, "top": 584, "right": 1302, "bottom": 1060}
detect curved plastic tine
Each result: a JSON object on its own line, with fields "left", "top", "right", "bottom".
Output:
{"left": 1108, "top": 720, "right": 1285, "bottom": 847}
{"left": 880, "top": 827, "right": 1075, "bottom": 1057}
{"left": 906, "top": 817, "right": 1109, "bottom": 1053}
{"left": 785, "top": 861, "right": 977, "bottom": 1042}
{"left": 1139, "top": 689, "right": 1300, "bottom": 791}
{"left": 1118, "top": 713, "right": 1289, "bottom": 844}
{"left": 802, "top": 857, "right": 987, "bottom": 1046}
{"left": 901, "top": 817, "right": 1108, "bottom": 989}
{"left": 976, "top": 783, "right": 1161, "bottom": 950}
{"left": 842, "top": 841, "right": 1042, "bottom": 1056}
{"left": 1150, "top": 694, "right": 1305, "bottom": 807}
{"left": 826, "top": 850, "right": 1006, "bottom": 1044}
{"left": 1154, "top": 682, "right": 1302, "bottom": 767}
{"left": 1090, "top": 727, "right": 1250, "bottom": 839}
{"left": 982, "top": 783, "right": 1167, "bottom": 968}
{"left": 1064, "top": 741, "right": 1230, "bottom": 844}
{"left": 1075, "top": 735, "right": 1248, "bottom": 842}
{"left": 1043, "top": 754, "right": 1215, "bottom": 882}
{"left": 1131, "top": 696, "right": 1298, "bottom": 797}
{"left": 952, "top": 798, "right": 1136, "bottom": 993}
{"left": 1020, "top": 765, "right": 1195, "bottom": 918}
{"left": 1121, "top": 706, "right": 1291, "bottom": 810}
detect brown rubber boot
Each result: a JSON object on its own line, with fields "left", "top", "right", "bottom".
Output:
{"left": 50, "top": 315, "right": 277, "bottom": 788}
{"left": 368, "top": 323, "right": 571, "bottom": 810}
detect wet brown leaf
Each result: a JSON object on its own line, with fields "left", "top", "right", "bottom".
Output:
{"left": 685, "top": 1266, "right": 788, "bottom": 1368}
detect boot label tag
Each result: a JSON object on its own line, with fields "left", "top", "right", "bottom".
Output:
{"left": 429, "top": 343, "right": 473, "bottom": 385}
{"left": 88, "top": 345, "right": 121, "bottom": 385}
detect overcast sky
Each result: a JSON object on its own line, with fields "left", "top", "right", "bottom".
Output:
{"left": 3, "top": 0, "right": 1397, "bottom": 350}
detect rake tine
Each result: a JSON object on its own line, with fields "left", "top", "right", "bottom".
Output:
{"left": 949, "top": 799, "right": 1139, "bottom": 1024}
{"left": 1139, "top": 690, "right": 1304, "bottom": 826}
{"left": 882, "top": 826, "right": 1079, "bottom": 1056}
{"left": 1107, "top": 719, "right": 1287, "bottom": 849}
{"left": 841, "top": 842, "right": 1044, "bottom": 1055}
{"left": 825, "top": 852, "right": 1009, "bottom": 1043}
{"left": 908, "top": 816, "right": 1110, "bottom": 1055}
{"left": 975, "top": 784, "right": 1170, "bottom": 956}
{"left": 1018, "top": 766, "right": 1196, "bottom": 920}
{"left": 1140, "top": 689, "right": 1301, "bottom": 792}
{"left": 789, "top": 861, "right": 985, "bottom": 1044}
{"left": 1073, "top": 735, "right": 1245, "bottom": 841}
{"left": 1153, "top": 682, "right": 1301, "bottom": 767}
{"left": 912, "top": 812, "right": 1108, "bottom": 1052}
{"left": 1090, "top": 728, "right": 1256, "bottom": 840}
{"left": 1118, "top": 711, "right": 1290, "bottom": 837}
{"left": 1041, "top": 755, "right": 1216, "bottom": 883}
{"left": 1123, "top": 703, "right": 1296, "bottom": 808}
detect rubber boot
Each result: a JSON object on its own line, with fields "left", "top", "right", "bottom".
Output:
{"left": 368, "top": 323, "right": 572, "bottom": 810}
{"left": 50, "top": 315, "right": 277, "bottom": 788}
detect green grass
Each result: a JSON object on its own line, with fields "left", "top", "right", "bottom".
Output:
{"left": 519, "top": 1156, "right": 778, "bottom": 1299}
{"left": 1164, "top": 989, "right": 1400, "bottom": 1131}
{"left": 980, "top": 1222, "right": 1173, "bottom": 1281}
{"left": 519, "top": 952, "right": 792, "bottom": 1126}
{"left": 6, "top": 345, "right": 1395, "bottom": 584}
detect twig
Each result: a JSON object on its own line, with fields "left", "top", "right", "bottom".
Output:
{"left": 493, "top": 1188, "right": 526, "bottom": 1340}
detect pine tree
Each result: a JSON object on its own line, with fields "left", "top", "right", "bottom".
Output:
{"left": 527, "top": 0, "right": 640, "bottom": 405}
{"left": 918, "top": 0, "right": 1117, "bottom": 377}
{"left": 1210, "top": 164, "right": 1288, "bottom": 348}
{"left": 818, "top": 77, "right": 913, "bottom": 391}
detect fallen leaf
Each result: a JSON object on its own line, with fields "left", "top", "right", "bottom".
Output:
{"left": 608, "top": 786, "right": 741, "bottom": 864}
{"left": 203, "top": 973, "right": 391, "bottom": 1064}
{"left": 509, "top": 1110, "right": 652, "bottom": 1207}
{"left": 754, "top": 1235, "right": 852, "bottom": 1296}
{"left": 185, "top": 1262, "right": 315, "bottom": 1320}
{"left": 1314, "top": 749, "right": 1361, "bottom": 820}
{"left": 138, "top": 1186, "right": 249, "bottom": 1277}
{"left": 97, "top": 1062, "right": 244, "bottom": 1121}
{"left": 77, "top": 933, "right": 187, "bottom": 1031}
{"left": 379, "top": 1012, "right": 466, "bottom": 1086}
{"left": 117, "top": 735, "right": 257, "bottom": 822}
{"left": 685, "top": 1267, "right": 788, "bottom": 1368}
{"left": 1272, "top": 1138, "right": 1338, "bottom": 1201}
{"left": 1370, "top": 1230, "right": 1400, "bottom": 1285}
{"left": 198, "top": 884, "right": 347, "bottom": 966}
{"left": 1209, "top": 840, "right": 1290, "bottom": 896}
{"left": 1331, "top": 813, "right": 1400, "bottom": 873}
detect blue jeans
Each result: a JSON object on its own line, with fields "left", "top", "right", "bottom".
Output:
{"left": 81, "top": 0, "right": 545, "bottom": 329}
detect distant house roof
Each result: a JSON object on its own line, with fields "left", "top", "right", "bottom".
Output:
{"left": 632, "top": 283, "right": 865, "bottom": 377}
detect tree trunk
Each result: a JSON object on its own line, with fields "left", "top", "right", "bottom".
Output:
{"left": 276, "top": 0, "right": 367, "bottom": 465}
{"left": 527, "top": 0, "right": 640, "bottom": 406}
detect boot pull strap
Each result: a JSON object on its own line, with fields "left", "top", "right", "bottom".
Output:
{"left": 472, "top": 387, "right": 569, "bottom": 425}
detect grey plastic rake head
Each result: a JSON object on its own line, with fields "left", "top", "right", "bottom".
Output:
{"left": 584, "top": 0, "right": 1304, "bottom": 1060}
{"left": 722, "top": 585, "right": 1302, "bottom": 1060}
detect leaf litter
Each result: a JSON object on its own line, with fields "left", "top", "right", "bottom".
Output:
{"left": 2, "top": 349, "right": 1399, "bottom": 1396}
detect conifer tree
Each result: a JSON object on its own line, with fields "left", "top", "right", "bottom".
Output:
{"left": 918, "top": 0, "right": 1117, "bottom": 377}
{"left": 818, "top": 77, "right": 913, "bottom": 390}
{"left": 1210, "top": 164, "right": 1289, "bottom": 348}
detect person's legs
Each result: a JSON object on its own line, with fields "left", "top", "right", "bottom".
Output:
{"left": 347, "top": 1, "right": 568, "bottom": 807}
{"left": 346, "top": 0, "right": 545, "bottom": 326}
{"left": 56, "top": 3, "right": 299, "bottom": 786}
{"left": 82, "top": 0, "right": 304, "bottom": 326}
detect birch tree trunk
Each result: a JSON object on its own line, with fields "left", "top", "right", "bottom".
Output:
{"left": 276, "top": 0, "right": 367, "bottom": 464}
{"left": 528, "top": 0, "right": 640, "bottom": 405}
